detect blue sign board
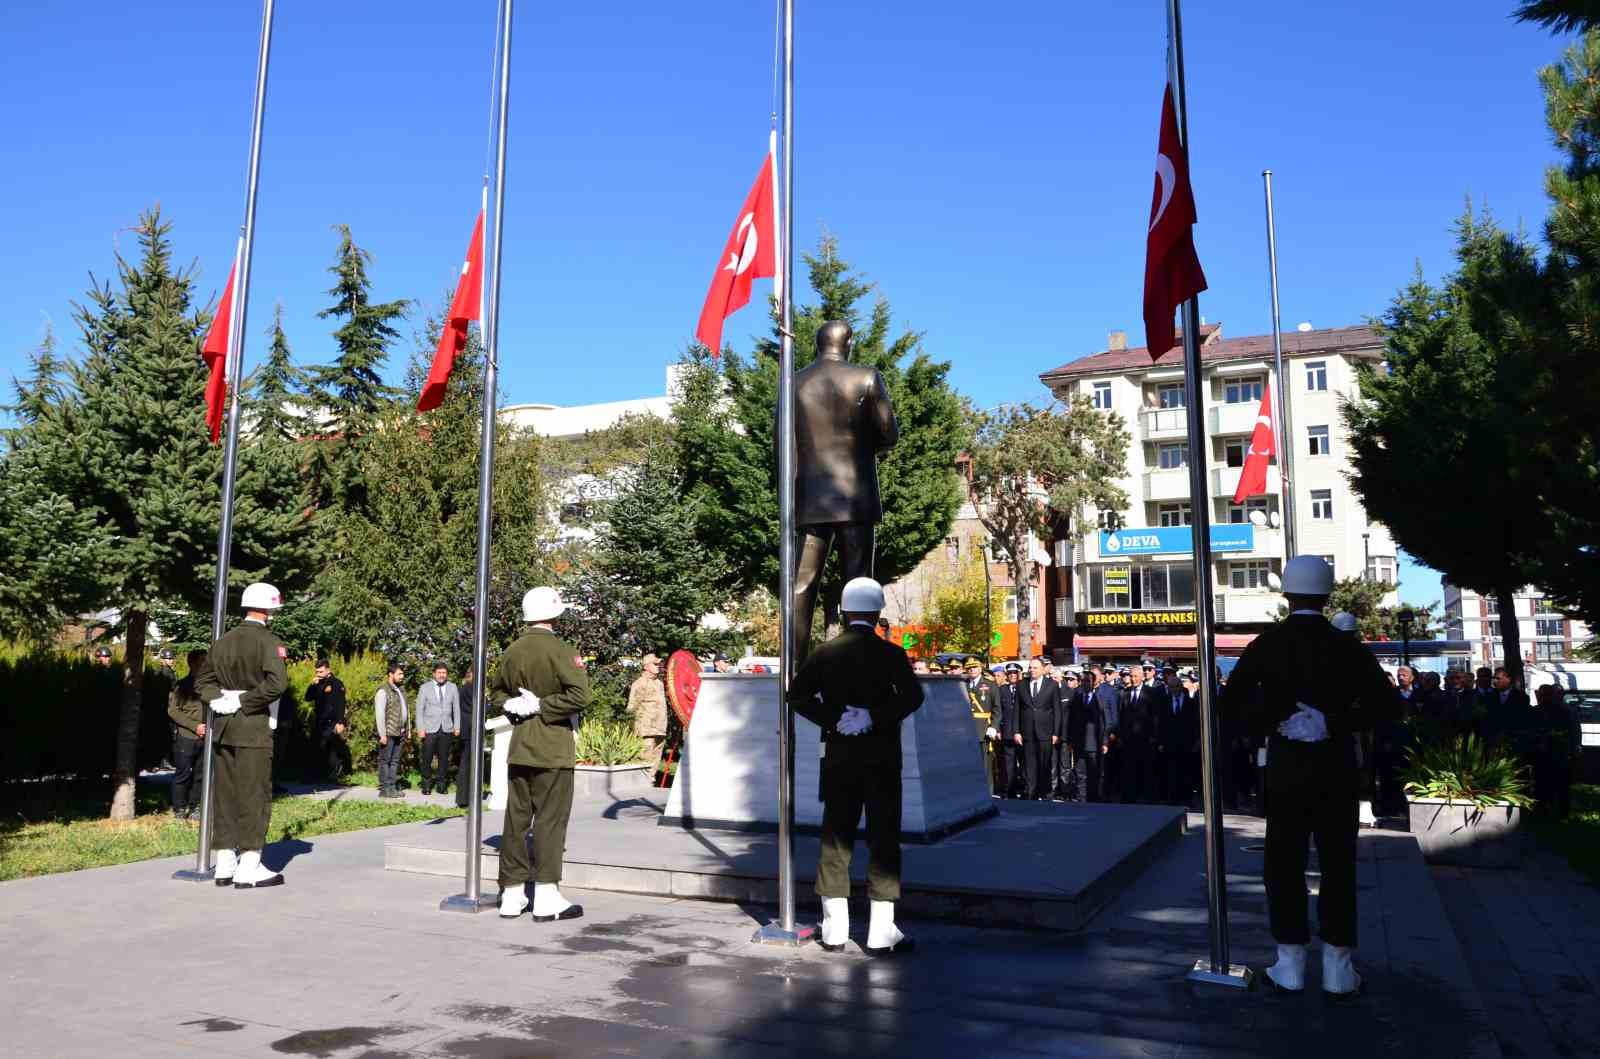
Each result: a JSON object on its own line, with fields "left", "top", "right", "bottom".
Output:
{"left": 1098, "top": 524, "right": 1254, "bottom": 556}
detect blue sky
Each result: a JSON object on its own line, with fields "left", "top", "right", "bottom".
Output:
{"left": 0, "top": 1, "right": 1570, "bottom": 608}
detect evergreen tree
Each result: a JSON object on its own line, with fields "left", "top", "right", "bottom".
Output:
{"left": 965, "top": 398, "right": 1130, "bottom": 662}
{"left": 3, "top": 209, "right": 313, "bottom": 818}
{"left": 245, "top": 304, "right": 309, "bottom": 442}
{"left": 1514, "top": 0, "right": 1597, "bottom": 33}
{"left": 673, "top": 237, "right": 968, "bottom": 632}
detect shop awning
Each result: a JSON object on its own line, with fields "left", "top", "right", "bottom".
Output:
{"left": 1073, "top": 633, "right": 1257, "bottom": 652}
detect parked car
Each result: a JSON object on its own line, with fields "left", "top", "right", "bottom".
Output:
{"left": 1522, "top": 662, "right": 1600, "bottom": 781}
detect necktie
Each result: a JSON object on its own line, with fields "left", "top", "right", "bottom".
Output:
{"left": 1032, "top": 681, "right": 1039, "bottom": 697}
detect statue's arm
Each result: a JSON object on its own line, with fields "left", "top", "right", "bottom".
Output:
{"left": 869, "top": 370, "right": 899, "bottom": 450}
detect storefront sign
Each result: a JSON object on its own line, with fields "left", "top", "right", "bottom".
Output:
{"left": 1102, "top": 565, "right": 1130, "bottom": 591}
{"left": 1098, "top": 524, "right": 1254, "bottom": 556}
{"left": 1079, "top": 609, "right": 1198, "bottom": 633}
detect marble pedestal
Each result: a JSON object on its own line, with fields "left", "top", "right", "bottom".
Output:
{"left": 660, "top": 674, "right": 994, "bottom": 842}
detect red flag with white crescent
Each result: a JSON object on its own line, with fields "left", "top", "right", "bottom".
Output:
{"left": 1142, "top": 84, "right": 1208, "bottom": 359}
{"left": 201, "top": 250, "right": 239, "bottom": 444}
{"left": 694, "top": 138, "right": 777, "bottom": 356}
{"left": 1232, "top": 387, "right": 1275, "bottom": 504}
{"left": 418, "top": 209, "right": 486, "bottom": 412}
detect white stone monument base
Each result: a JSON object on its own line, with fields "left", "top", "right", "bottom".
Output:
{"left": 661, "top": 674, "right": 994, "bottom": 842}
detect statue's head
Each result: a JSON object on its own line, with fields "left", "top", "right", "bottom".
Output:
{"left": 815, "top": 320, "right": 852, "bottom": 360}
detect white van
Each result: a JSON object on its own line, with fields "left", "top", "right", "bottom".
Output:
{"left": 1523, "top": 662, "right": 1600, "bottom": 780}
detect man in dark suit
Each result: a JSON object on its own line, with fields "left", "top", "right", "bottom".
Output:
{"left": 994, "top": 663, "right": 1022, "bottom": 797}
{"left": 789, "top": 320, "right": 900, "bottom": 657}
{"left": 1117, "top": 665, "right": 1163, "bottom": 803}
{"left": 1063, "top": 668, "right": 1105, "bottom": 803}
{"left": 1157, "top": 667, "right": 1200, "bottom": 805}
{"left": 1017, "top": 657, "right": 1060, "bottom": 799}
{"left": 1092, "top": 664, "right": 1122, "bottom": 801}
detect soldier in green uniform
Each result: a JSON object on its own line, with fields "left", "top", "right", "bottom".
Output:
{"left": 492, "top": 586, "right": 591, "bottom": 922}
{"left": 789, "top": 577, "right": 924, "bottom": 956}
{"left": 167, "top": 649, "right": 208, "bottom": 819}
{"left": 964, "top": 658, "right": 999, "bottom": 794}
{"left": 196, "top": 582, "right": 289, "bottom": 889}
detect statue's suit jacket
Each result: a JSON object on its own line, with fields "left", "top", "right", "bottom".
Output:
{"left": 791, "top": 356, "right": 899, "bottom": 526}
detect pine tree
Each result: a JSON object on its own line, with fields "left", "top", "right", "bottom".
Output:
{"left": 245, "top": 304, "right": 309, "bottom": 442}
{"left": 673, "top": 237, "right": 968, "bottom": 633}
{"left": 3, "top": 209, "right": 314, "bottom": 818}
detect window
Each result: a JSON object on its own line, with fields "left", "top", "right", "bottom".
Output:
{"left": 1366, "top": 555, "right": 1396, "bottom": 585}
{"left": 1486, "top": 620, "right": 1501, "bottom": 638}
{"left": 1310, "top": 489, "right": 1334, "bottom": 520}
{"left": 1229, "top": 560, "right": 1273, "bottom": 590}
{"left": 1224, "top": 376, "right": 1264, "bottom": 405}
{"left": 1227, "top": 498, "right": 1269, "bottom": 524}
{"left": 1003, "top": 593, "right": 1018, "bottom": 623}
{"left": 945, "top": 536, "right": 960, "bottom": 560}
{"left": 1089, "top": 566, "right": 1132, "bottom": 609}
{"left": 1157, "top": 383, "right": 1186, "bottom": 409}
{"left": 1535, "top": 640, "right": 1565, "bottom": 661}
{"left": 1224, "top": 439, "right": 1246, "bottom": 468}
{"left": 1536, "top": 618, "right": 1565, "bottom": 637}
{"left": 1158, "top": 442, "right": 1188, "bottom": 470}
{"left": 1306, "top": 361, "right": 1328, "bottom": 392}
{"left": 1308, "top": 425, "right": 1330, "bottom": 456}
{"left": 1053, "top": 539, "right": 1073, "bottom": 567}
{"left": 1091, "top": 381, "right": 1112, "bottom": 409}
{"left": 1097, "top": 509, "right": 1122, "bottom": 531}
{"left": 1054, "top": 598, "right": 1071, "bottom": 628}
{"left": 1158, "top": 502, "right": 1192, "bottom": 527}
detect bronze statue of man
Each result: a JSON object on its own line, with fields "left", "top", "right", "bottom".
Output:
{"left": 790, "top": 320, "right": 899, "bottom": 655}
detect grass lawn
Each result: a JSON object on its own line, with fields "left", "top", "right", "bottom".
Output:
{"left": 1533, "top": 782, "right": 1600, "bottom": 884}
{"left": 0, "top": 777, "right": 461, "bottom": 881}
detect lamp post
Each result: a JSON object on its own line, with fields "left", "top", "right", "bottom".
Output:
{"left": 1363, "top": 532, "right": 1371, "bottom": 583}
{"left": 983, "top": 537, "right": 994, "bottom": 665}
{"left": 1397, "top": 607, "right": 1416, "bottom": 669}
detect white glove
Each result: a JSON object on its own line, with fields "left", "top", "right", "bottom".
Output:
{"left": 836, "top": 706, "right": 874, "bottom": 736}
{"left": 208, "top": 690, "right": 244, "bottom": 716}
{"left": 503, "top": 687, "right": 542, "bottom": 717}
{"left": 1277, "top": 702, "right": 1329, "bottom": 743}
{"left": 985, "top": 726, "right": 999, "bottom": 739}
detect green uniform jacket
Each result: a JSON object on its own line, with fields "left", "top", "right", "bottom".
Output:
{"left": 787, "top": 624, "right": 924, "bottom": 768}
{"left": 196, "top": 620, "right": 289, "bottom": 750}
{"left": 167, "top": 675, "right": 205, "bottom": 737}
{"left": 490, "top": 627, "right": 591, "bottom": 768}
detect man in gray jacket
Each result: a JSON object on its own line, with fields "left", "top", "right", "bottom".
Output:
{"left": 374, "top": 663, "right": 409, "bottom": 798}
{"left": 415, "top": 662, "right": 460, "bottom": 796}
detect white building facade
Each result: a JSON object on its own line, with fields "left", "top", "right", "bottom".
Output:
{"left": 1036, "top": 323, "right": 1399, "bottom": 662}
{"left": 1442, "top": 582, "right": 1593, "bottom": 667}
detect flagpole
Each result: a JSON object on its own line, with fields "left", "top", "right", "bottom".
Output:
{"left": 754, "top": 0, "right": 809, "bottom": 948}
{"left": 176, "top": 0, "right": 275, "bottom": 885}
{"left": 1262, "top": 170, "right": 1296, "bottom": 559}
{"left": 443, "top": 0, "right": 512, "bottom": 914}
{"left": 1167, "top": 0, "right": 1247, "bottom": 988}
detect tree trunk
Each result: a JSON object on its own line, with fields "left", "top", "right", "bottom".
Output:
{"left": 108, "top": 608, "right": 147, "bottom": 821}
{"left": 1496, "top": 586, "right": 1523, "bottom": 686}
{"left": 1015, "top": 554, "right": 1035, "bottom": 664}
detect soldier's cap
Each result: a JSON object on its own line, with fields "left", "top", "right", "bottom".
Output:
{"left": 714, "top": 652, "right": 731, "bottom": 663}
{"left": 1180, "top": 668, "right": 1199, "bottom": 681}
{"left": 1142, "top": 662, "right": 1156, "bottom": 670}
{"left": 94, "top": 646, "right": 112, "bottom": 658}
{"left": 1004, "top": 662, "right": 1022, "bottom": 673}
{"left": 1163, "top": 665, "right": 1177, "bottom": 674}
{"left": 158, "top": 648, "right": 176, "bottom": 660}
{"left": 963, "top": 659, "right": 983, "bottom": 670}
{"left": 1118, "top": 667, "right": 1130, "bottom": 675}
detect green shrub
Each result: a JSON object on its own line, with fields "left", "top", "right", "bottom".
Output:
{"left": 1402, "top": 734, "right": 1536, "bottom": 809}
{"left": 575, "top": 719, "right": 643, "bottom": 765}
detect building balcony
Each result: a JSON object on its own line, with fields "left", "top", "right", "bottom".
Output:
{"left": 1210, "top": 464, "right": 1280, "bottom": 498}
{"left": 1139, "top": 406, "right": 1188, "bottom": 440}
{"left": 1208, "top": 402, "right": 1262, "bottom": 437}
{"left": 1144, "top": 468, "right": 1193, "bottom": 502}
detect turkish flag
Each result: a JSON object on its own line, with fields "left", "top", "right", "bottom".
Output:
{"left": 201, "top": 258, "right": 237, "bottom": 444}
{"left": 695, "top": 150, "right": 776, "bottom": 356}
{"left": 1232, "top": 387, "right": 1276, "bottom": 504}
{"left": 418, "top": 210, "right": 485, "bottom": 412}
{"left": 1143, "top": 84, "right": 1208, "bottom": 359}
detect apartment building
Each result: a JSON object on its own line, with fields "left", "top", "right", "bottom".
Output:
{"left": 1034, "top": 323, "right": 1399, "bottom": 663}
{"left": 1442, "top": 582, "right": 1593, "bottom": 666}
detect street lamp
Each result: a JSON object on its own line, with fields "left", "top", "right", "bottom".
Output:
{"left": 1363, "top": 532, "right": 1371, "bottom": 582}
{"left": 1397, "top": 607, "right": 1416, "bottom": 669}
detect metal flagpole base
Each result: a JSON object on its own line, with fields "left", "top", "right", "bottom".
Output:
{"left": 172, "top": 868, "right": 215, "bottom": 883}
{"left": 1185, "top": 960, "right": 1254, "bottom": 989}
{"left": 439, "top": 893, "right": 498, "bottom": 913}
{"left": 752, "top": 923, "right": 816, "bottom": 947}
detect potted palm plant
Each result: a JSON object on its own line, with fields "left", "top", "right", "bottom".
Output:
{"left": 573, "top": 719, "right": 652, "bottom": 798}
{"left": 1403, "top": 735, "right": 1535, "bottom": 867}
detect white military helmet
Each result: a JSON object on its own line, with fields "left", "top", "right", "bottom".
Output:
{"left": 1280, "top": 555, "right": 1335, "bottom": 597}
{"left": 1330, "top": 611, "right": 1359, "bottom": 634}
{"left": 840, "top": 576, "right": 886, "bottom": 613}
{"left": 521, "top": 586, "right": 566, "bottom": 623}
{"left": 240, "top": 582, "right": 283, "bottom": 610}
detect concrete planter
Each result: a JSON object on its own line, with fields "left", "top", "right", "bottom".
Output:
{"left": 1407, "top": 796, "right": 1526, "bottom": 868}
{"left": 573, "top": 762, "right": 653, "bottom": 800}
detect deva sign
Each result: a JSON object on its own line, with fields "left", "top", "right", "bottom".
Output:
{"left": 1098, "top": 524, "right": 1254, "bottom": 556}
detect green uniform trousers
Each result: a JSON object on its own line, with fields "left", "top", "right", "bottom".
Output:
{"left": 499, "top": 765, "right": 574, "bottom": 887}
{"left": 213, "top": 745, "right": 273, "bottom": 852}
{"left": 815, "top": 760, "right": 903, "bottom": 902}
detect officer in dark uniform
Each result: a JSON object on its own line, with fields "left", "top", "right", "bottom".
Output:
{"left": 492, "top": 586, "right": 591, "bottom": 922}
{"left": 964, "top": 659, "right": 999, "bottom": 794}
{"left": 1221, "top": 556, "right": 1397, "bottom": 996}
{"left": 994, "top": 663, "right": 1022, "bottom": 797}
{"left": 1063, "top": 668, "right": 1105, "bottom": 803}
{"left": 305, "top": 659, "right": 350, "bottom": 781}
{"left": 789, "top": 577, "right": 924, "bottom": 956}
{"left": 166, "top": 649, "right": 208, "bottom": 819}
{"left": 196, "top": 581, "right": 289, "bottom": 889}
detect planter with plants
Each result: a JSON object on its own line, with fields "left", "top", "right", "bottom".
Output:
{"left": 1403, "top": 735, "right": 1535, "bottom": 867}
{"left": 573, "top": 720, "right": 651, "bottom": 798}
